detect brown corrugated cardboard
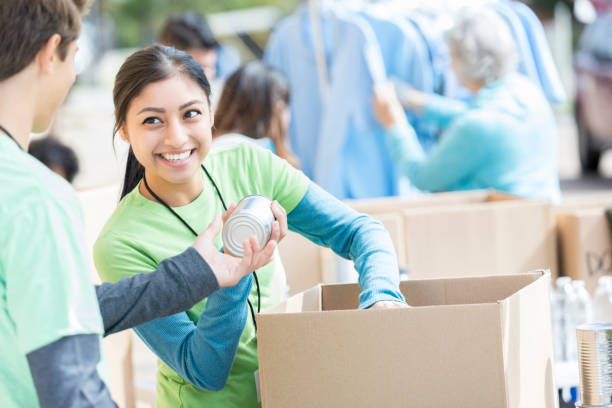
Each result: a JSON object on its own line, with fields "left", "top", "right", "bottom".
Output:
{"left": 557, "top": 204, "right": 612, "bottom": 294}
{"left": 257, "top": 272, "right": 557, "bottom": 408}
{"left": 279, "top": 191, "right": 557, "bottom": 295}
{"left": 403, "top": 199, "right": 557, "bottom": 279}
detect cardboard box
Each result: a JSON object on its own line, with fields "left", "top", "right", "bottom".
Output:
{"left": 556, "top": 194, "right": 612, "bottom": 294}
{"left": 257, "top": 271, "right": 557, "bottom": 408}
{"left": 279, "top": 191, "right": 557, "bottom": 294}
{"left": 402, "top": 196, "right": 556, "bottom": 279}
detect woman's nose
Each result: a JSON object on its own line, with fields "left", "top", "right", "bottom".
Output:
{"left": 164, "top": 120, "right": 188, "bottom": 147}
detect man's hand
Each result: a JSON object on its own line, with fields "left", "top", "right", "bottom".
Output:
{"left": 192, "top": 204, "right": 282, "bottom": 287}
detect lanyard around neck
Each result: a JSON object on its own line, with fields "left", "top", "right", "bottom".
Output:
{"left": 0, "top": 125, "right": 23, "bottom": 151}
{"left": 142, "top": 163, "right": 261, "bottom": 329}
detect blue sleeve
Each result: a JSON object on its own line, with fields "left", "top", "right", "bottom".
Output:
{"left": 287, "top": 183, "right": 405, "bottom": 308}
{"left": 133, "top": 274, "right": 253, "bottom": 391}
{"left": 385, "top": 117, "right": 488, "bottom": 192}
{"left": 422, "top": 93, "right": 469, "bottom": 128}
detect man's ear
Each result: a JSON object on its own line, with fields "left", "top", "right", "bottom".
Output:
{"left": 37, "top": 34, "right": 62, "bottom": 75}
{"left": 118, "top": 126, "right": 129, "bottom": 143}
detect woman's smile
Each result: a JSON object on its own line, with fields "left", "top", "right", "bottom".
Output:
{"left": 156, "top": 148, "right": 197, "bottom": 168}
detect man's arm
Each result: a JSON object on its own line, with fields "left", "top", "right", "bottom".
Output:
{"left": 96, "top": 247, "right": 218, "bottom": 337}
{"left": 27, "top": 334, "right": 116, "bottom": 408}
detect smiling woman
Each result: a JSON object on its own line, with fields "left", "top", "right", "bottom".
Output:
{"left": 94, "top": 44, "right": 407, "bottom": 408}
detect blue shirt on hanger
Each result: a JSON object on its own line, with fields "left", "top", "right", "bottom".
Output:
{"left": 264, "top": 5, "right": 333, "bottom": 179}
{"left": 507, "top": 0, "right": 566, "bottom": 104}
{"left": 313, "top": 6, "right": 401, "bottom": 199}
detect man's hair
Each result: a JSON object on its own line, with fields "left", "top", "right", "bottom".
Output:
{"left": 0, "top": 0, "right": 90, "bottom": 81}
{"left": 159, "top": 12, "right": 219, "bottom": 51}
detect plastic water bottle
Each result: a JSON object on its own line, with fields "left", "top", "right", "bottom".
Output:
{"left": 556, "top": 277, "right": 577, "bottom": 362}
{"left": 568, "top": 281, "right": 593, "bottom": 362}
{"left": 550, "top": 280, "right": 565, "bottom": 363}
{"left": 593, "top": 276, "right": 612, "bottom": 323}
{"left": 573, "top": 280, "right": 594, "bottom": 326}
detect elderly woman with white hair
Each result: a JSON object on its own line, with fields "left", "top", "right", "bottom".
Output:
{"left": 373, "top": 7, "right": 561, "bottom": 202}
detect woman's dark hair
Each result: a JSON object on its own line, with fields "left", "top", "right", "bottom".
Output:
{"left": 113, "top": 44, "right": 211, "bottom": 199}
{"left": 159, "top": 11, "right": 219, "bottom": 51}
{"left": 213, "top": 61, "right": 298, "bottom": 167}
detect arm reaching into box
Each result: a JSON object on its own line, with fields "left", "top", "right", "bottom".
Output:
{"left": 287, "top": 182, "right": 408, "bottom": 309}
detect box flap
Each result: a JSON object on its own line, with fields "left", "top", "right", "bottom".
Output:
{"left": 308, "top": 272, "right": 545, "bottom": 311}
{"left": 403, "top": 272, "right": 544, "bottom": 306}
{"left": 262, "top": 284, "right": 322, "bottom": 314}
{"left": 500, "top": 273, "right": 557, "bottom": 408}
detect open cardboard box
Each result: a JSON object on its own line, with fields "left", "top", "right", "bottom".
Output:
{"left": 257, "top": 271, "right": 557, "bottom": 408}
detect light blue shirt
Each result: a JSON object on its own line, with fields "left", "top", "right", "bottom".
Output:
{"left": 133, "top": 182, "right": 405, "bottom": 390}
{"left": 385, "top": 73, "right": 561, "bottom": 202}
{"left": 507, "top": 0, "right": 566, "bottom": 104}
{"left": 264, "top": 5, "right": 332, "bottom": 179}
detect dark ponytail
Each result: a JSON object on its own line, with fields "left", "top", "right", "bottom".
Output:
{"left": 113, "top": 44, "right": 211, "bottom": 200}
{"left": 120, "top": 147, "right": 145, "bottom": 199}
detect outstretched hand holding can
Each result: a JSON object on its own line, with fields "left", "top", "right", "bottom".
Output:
{"left": 191, "top": 198, "right": 286, "bottom": 287}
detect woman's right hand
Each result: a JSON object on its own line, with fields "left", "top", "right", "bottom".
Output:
{"left": 191, "top": 205, "right": 281, "bottom": 287}
{"left": 373, "top": 82, "right": 406, "bottom": 129}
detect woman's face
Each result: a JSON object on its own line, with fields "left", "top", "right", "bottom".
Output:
{"left": 120, "top": 74, "right": 212, "bottom": 189}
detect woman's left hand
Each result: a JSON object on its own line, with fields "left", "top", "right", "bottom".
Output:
{"left": 368, "top": 300, "right": 411, "bottom": 309}
{"left": 270, "top": 200, "right": 288, "bottom": 244}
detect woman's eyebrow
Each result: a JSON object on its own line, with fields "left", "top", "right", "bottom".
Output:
{"left": 137, "top": 106, "right": 165, "bottom": 115}
{"left": 179, "top": 99, "right": 205, "bottom": 110}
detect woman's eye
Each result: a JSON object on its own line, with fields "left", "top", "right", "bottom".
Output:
{"left": 184, "top": 109, "right": 201, "bottom": 119}
{"left": 142, "top": 117, "right": 161, "bottom": 125}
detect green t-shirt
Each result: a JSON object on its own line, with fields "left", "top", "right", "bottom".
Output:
{"left": 94, "top": 143, "right": 309, "bottom": 408}
{"left": 0, "top": 136, "right": 104, "bottom": 407}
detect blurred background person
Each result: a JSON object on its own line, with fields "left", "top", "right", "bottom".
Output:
{"left": 212, "top": 61, "right": 299, "bottom": 168}
{"left": 29, "top": 136, "right": 80, "bottom": 184}
{"left": 373, "top": 7, "right": 561, "bottom": 202}
{"left": 158, "top": 11, "right": 241, "bottom": 106}
{"left": 159, "top": 11, "right": 220, "bottom": 82}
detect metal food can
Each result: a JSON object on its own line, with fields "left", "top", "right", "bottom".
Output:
{"left": 222, "top": 195, "right": 275, "bottom": 257}
{"left": 576, "top": 323, "right": 612, "bottom": 408}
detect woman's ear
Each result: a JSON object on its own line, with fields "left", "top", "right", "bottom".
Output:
{"left": 209, "top": 107, "right": 215, "bottom": 128}
{"left": 118, "top": 126, "right": 129, "bottom": 143}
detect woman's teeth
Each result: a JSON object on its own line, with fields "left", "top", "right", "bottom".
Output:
{"left": 161, "top": 150, "right": 191, "bottom": 162}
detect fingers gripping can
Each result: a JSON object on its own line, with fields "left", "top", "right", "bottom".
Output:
{"left": 222, "top": 195, "right": 275, "bottom": 257}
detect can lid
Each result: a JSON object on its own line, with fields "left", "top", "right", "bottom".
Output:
{"left": 577, "top": 323, "right": 612, "bottom": 331}
{"left": 222, "top": 214, "right": 267, "bottom": 257}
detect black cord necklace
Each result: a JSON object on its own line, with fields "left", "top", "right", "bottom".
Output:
{"left": 0, "top": 125, "right": 23, "bottom": 151}
{"left": 143, "top": 164, "right": 261, "bottom": 331}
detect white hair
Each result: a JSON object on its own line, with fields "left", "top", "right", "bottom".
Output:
{"left": 446, "top": 7, "right": 518, "bottom": 85}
